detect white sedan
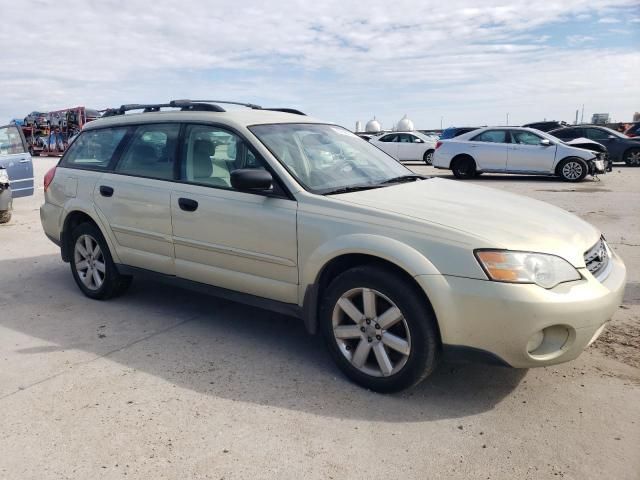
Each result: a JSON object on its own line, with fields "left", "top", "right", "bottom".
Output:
{"left": 370, "top": 131, "right": 437, "bottom": 164}
{"left": 433, "top": 127, "right": 606, "bottom": 182}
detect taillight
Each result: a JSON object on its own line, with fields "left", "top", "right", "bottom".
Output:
{"left": 44, "top": 166, "right": 57, "bottom": 192}
{"left": 627, "top": 133, "right": 636, "bottom": 137}
{"left": 435, "top": 141, "right": 443, "bottom": 149}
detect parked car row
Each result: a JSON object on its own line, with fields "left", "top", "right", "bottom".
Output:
{"left": 369, "top": 131, "right": 437, "bottom": 164}
{"left": 39, "top": 100, "right": 626, "bottom": 392}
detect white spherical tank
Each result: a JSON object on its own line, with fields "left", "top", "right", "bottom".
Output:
{"left": 396, "top": 114, "right": 414, "bottom": 132}
{"left": 365, "top": 117, "right": 382, "bottom": 133}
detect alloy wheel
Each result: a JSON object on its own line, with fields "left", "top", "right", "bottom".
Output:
{"left": 332, "top": 288, "right": 411, "bottom": 377}
{"left": 74, "top": 234, "right": 105, "bottom": 291}
{"left": 562, "top": 161, "right": 583, "bottom": 180}
{"left": 626, "top": 150, "right": 640, "bottom": 166}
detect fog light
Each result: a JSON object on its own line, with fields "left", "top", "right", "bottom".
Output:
{"left": 527, "top": 331, "right": 545, "bottom": 353}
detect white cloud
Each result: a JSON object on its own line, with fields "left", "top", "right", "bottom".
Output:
{"left": 598, "top": 16, "right": 621, "bottom": 23}
{"left": 566, "top": 34, "right": 595, "bottom": 46}
{"left": 1, "top": 0, "right": 639, "bottom": 127}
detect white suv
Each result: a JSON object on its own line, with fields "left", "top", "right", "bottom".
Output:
{"left": 40, "top": 100, "right": 626, "bottom": 392}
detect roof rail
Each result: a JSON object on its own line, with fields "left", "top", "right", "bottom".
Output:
{"left": 102, "top": 99, "right": 305, "bottom": 117}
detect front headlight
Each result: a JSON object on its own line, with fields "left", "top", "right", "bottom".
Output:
{"left": 0, "top": 169, "right": 9, "bottom": 185}
{"left": 475, "top": 250, "right": 581, "bottom": 289}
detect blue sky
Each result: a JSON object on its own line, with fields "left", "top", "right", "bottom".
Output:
{"left": 1, "top": 1, "right": 638, "bottom": 129}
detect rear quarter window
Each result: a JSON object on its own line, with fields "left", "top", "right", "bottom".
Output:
{"left": 61, "top": 127, "right": 128, "bottom": 169}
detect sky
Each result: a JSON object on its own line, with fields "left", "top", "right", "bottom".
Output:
{"left": 1, "top": 0, "right": 639, "bottom": 130}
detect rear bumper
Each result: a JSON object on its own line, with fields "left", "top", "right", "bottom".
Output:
{"left": 40, "top": 202, "right": 63, "bottom": 246}
{"left": 416, "top": 250, "right": 626, "bottom": 368}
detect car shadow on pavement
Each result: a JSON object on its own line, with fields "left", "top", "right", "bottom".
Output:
{"left": 0, "top": 254, "right": 527, "bottom": 422}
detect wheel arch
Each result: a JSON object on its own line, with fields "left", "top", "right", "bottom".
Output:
{"left": 554, "top": 155, "right": 588, "bottom": 176}
{"left": 450, "top": 153, "right": 475, "bottom": 168}
{"left": 300, "top": 235, "right": 441, "bottom": 336}
{"left": 60, "top": 207, "right": 113, "bottom": 263}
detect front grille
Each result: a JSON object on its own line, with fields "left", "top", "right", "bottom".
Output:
{"left": 584, "top": 238, "right": 610, "bottom": 280}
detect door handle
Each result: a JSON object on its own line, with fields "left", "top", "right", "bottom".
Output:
{"left": 19, "top": 158, "right": 30, "bottom": 163}
{"left": 178, "top": 197, "right": 198, "bottom": 212}
{"left": 99, "top": 185, "right": 114, "bottom": 197}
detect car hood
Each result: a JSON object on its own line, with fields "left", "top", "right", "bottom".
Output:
{"left": 334, "top": 178, "right": 600, "bottom": 267}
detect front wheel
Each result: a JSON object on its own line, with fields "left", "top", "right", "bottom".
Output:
{"left": 0, "top": 210, "right": 11, "bottom": 224}
{"left": 623, "top": 148, "right": 640, "bottom": 166}
{"left": 70, "top": 222, "right": 132, "bottom": 300}
{"left": 558, "top": 158, "right": 587, "bottom": 182}
{"left": 423, "top": 150, "right": 434, "bottom": 165}
{"left": 320, "top": 265, "right": 440, "bottom": 392}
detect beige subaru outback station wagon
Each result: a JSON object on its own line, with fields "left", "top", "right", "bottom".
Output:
{"left": 40, "top": 100, "right": 626, "bottom": 392}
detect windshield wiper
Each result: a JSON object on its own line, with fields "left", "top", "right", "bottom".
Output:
{"left": 322, "top": 184, "right": 384, "bottom": 195}
{"left": 377, "top": 174, "right": 427, "bottom": 185}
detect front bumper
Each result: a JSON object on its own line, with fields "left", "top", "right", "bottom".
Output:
{"left": 416, "top": 249, "right": 626, "bottom": 368}
{"left": 0, "top": 185, "right": 12, "bottom": 211}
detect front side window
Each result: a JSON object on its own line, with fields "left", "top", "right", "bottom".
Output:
{"left": 511, "top": 131, "right": 543, "bottom": 145}
{"left": 116, "top": 124, "right": 180, "bottom": 180}
{"left": 0, "top": 126, "right": 26, "bottom": 155}
{"left": 584, "top": 128, "right": 612, "bottom": 141}
{"left": 62, "top": 127, "right": 128, "bottom": 169}
{"left": 472, "top": 130, "right": 507, "bottom": 143}
{"left": 249, "top": 123, "right": 411, "bottom": 194}
{"left": 180, "top": 124, "right": 265, "bottom": 189}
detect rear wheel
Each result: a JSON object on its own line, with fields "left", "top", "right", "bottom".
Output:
{"left": 623, "top": 148, "right": 640, "bottom": 166}
{"left": 423, "top": 150, "right": 434, "bottom": 165}
{"left": 320, "top": 265, "right": 440, "bottom": 392}
{"left": 0, "top": 210, "right": 11, "bottom": 224}
{"left": 70, "top": 222, "right": 132, "bottom": 300}
{"left": 557, "top": 157, "right": 587, "bottom": 182}
{"left": 451, "top": 156, "right": 476, "bottom": 179}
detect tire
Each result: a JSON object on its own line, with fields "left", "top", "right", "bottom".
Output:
{"left": 623, "top": 148, "right": 640, "bottom": 166}
{"left": 557, "top": 157, "right": 588, "bottom": 182}
{"left": 320, "top": 265, "right": 440, "bottom": 393}
{"left": 451, "top": 156, "right": 476, "bottom": 179}
{"left": 0, "top": 210, "right": 11, "bottom": 224}
{"left": 69, "top": 222, "right": 132, "bottom": 300}
{"left": 423, "top": 150, "right": 434, "bottom": 165}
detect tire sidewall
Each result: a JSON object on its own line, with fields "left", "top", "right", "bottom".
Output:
{"left": 320, "top": 266, "right": 439, "bottom": 392}
{"left": 558, "top": 157, "right": 587, "bottom": 182}
{"left": 70, "top": 222, "right": 119, "bottom": 300}
{"left": 452, "top": 157, "right": 475, "bottom": 179}
{"left": 423, "top": 150, "right": 434, "bottom": 165}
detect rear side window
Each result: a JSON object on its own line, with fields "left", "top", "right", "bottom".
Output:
{"left": 62, "top": 127, "right": 128, "bottom": 169}
{"left": 472, "top": 130, "right": 507, "bottom": 143}
{"left": 116, "top": 124, "right": 180, "bottom": 180}
{"left": 0, "top": 126, "right": 26, "bottom": 154}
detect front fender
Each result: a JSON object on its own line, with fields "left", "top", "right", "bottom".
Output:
{"left": 300, "top": 233, "right": 440, "bottom": 301}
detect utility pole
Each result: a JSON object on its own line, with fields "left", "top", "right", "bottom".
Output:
{"left": 580, "top": 104, "right": 584, "bottom": 124}
{"left": 506, "top": 113, "right": 509, "bottom": 125}
{"left": 440, "top": 116, "right": 443, "bottom": 130}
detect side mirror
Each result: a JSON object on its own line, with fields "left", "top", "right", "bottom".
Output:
{"left": 540, "top": 139, "right": 552, "bottom": 146}
{"left": 230, "top": 169, "right": 272, "bottom": 191}
{"left": 414, "top": 138, "right": 424, "bottom": 143}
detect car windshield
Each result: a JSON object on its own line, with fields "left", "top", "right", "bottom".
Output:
{"left": 249, "top": 123, "right": 413, "bottom": 194}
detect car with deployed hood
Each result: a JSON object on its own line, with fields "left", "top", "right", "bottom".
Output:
{"left": 40, "top": 100, "right": 626, "bottom": 392}
{"left": 433, "top": 126, "right": 606, "bottom": 181}
{"left": 550, "top": 125, "right": 640, "bottom": 166}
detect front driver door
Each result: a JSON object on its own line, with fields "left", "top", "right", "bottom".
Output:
{"left": 373, "top": 134, "right": 399, "bottom": 159}
{"left": 507, "top": 130, "right": 557, "bottom": 173}
{"left": 171, "top": 124, "right": 298, "bottom": 304}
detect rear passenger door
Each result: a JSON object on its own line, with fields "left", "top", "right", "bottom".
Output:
{"left": 0, "top": 125, "right": 33, "bottom": 198}
{"left": 467, "top": 129, "right": 508, "bottom": 171}
{"left": 170, "top": 124, "right": 298, "bottom": 304}
{"left": 93, "top": 123, "right": 179, "bottom": 275}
